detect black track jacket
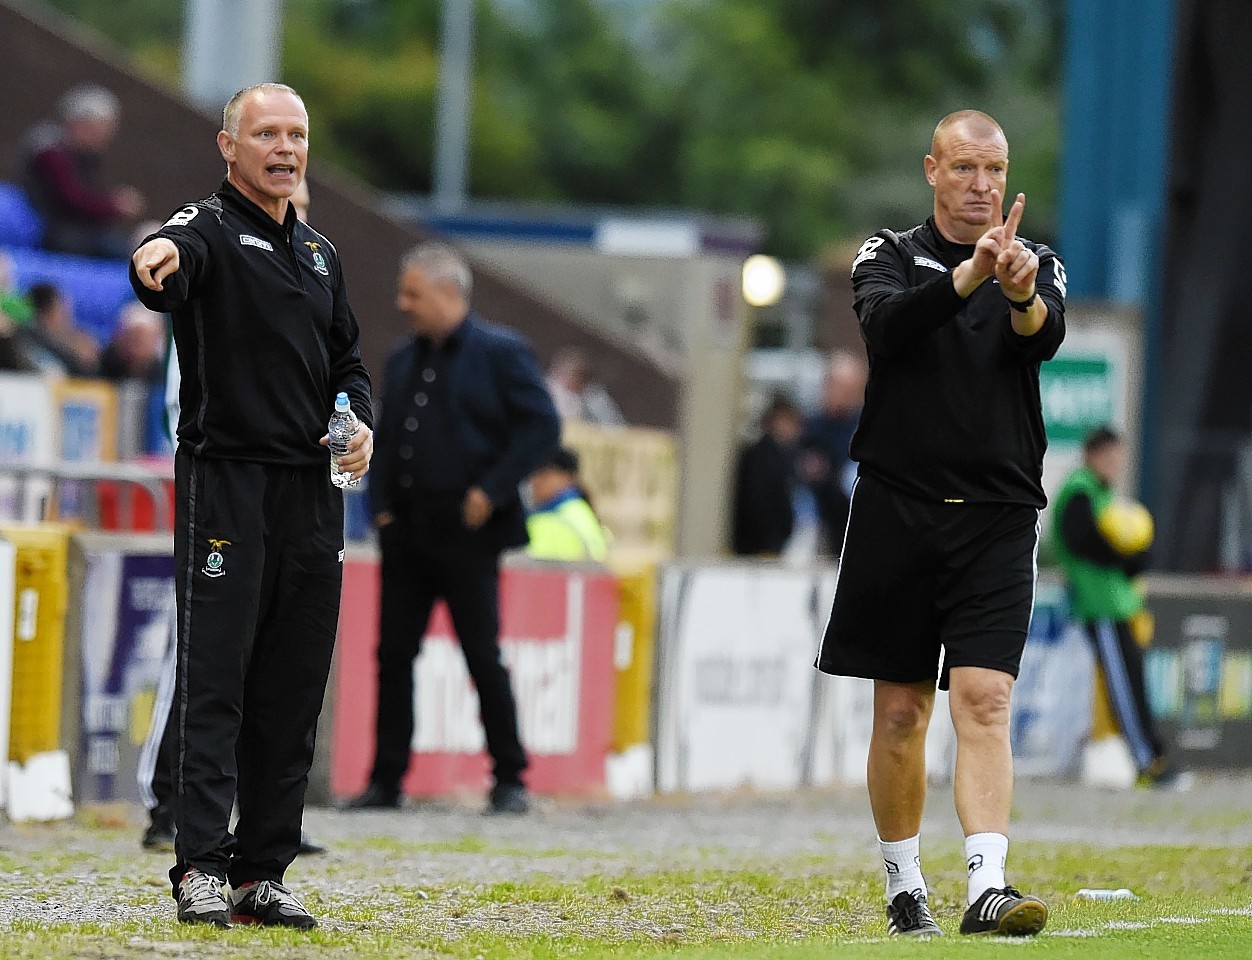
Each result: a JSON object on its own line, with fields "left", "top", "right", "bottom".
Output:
{"left": 849, "top": 217, "right": 1066, "bottom": 507}
{"left": 129, "top": 180, "right": 372, "bottom": 464}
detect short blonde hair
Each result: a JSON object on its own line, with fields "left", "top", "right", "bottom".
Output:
{"left": 221, "top": 83, "right": 305, "bottom": 137}
{"left": 930, "top": 110, "right": 1006, "bottom": 157}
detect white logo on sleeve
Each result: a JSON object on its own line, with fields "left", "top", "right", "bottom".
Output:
{"left": 1050, "top": 260, "right": 1068, "bottom": 300}
{"left": 163, "top": 205, "right": 199, "bottom": 228}
{"left": 851, "top": 236, "right": 886, "bottom": 274}
{"left": 913, "top": 255, "right": 948, "bottom": 273}
{"left": 239, "top": 234, "right": 274, "bottom": 252}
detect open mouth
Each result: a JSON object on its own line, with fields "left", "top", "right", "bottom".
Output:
{"left": 267, "top": 164, "right": 297, "bottom": 179}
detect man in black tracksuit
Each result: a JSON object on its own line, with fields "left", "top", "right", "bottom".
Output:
{"left": 815, "top": 111, "right": 1065, "bottom": 938}
{"left": 129, "top": 83, "right": 372, "bottom": 930}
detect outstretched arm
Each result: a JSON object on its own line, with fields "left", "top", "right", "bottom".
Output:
{"left": 132, "top": 239, "right": 181, "bottom": 292}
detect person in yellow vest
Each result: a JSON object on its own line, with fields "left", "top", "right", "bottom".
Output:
{"left": 526, "top": 447, "right": 610, "bottom": 562}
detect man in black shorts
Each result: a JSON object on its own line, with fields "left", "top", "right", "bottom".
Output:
{"left": 816, "top": 109, "right": 1066, "bottom": 937}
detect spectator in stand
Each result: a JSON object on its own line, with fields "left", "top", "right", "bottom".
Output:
{"left": 16, "top": 282, "right": 100, "bottom": 377}
{"left": 546, "top": 346, "right": 626, "bottom": 426}
{"left": 525, "top": 447, "right": 610, "bottom": 562}
{"left": 799, "top": 349, "right": 867, "bottom": 553}
{"left": 732, "top": 394, "right": 804, "bottom": 557}
{"left": 100, "top": 302, "right": 165, "bottom": 382}
{"left": 0, "top": 303, "right": 36, "bottom": 372}
{"left": 0, "top": 254, "right": 36, "bottom": 371}
{"left": 21, "top": 84, "right": 145, "bottom": 259}
{"left": 0, "top": 252, "right": 34, "bottom": 328}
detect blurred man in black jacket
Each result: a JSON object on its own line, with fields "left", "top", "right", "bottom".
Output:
{"left": 346, "top": 241, "right": 559, "bottom": 816}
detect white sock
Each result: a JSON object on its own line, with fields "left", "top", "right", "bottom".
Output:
{"left": 879, "top": 835, "right": 927, "bottom": 902}
{"left": 965, "top": 832, "right": 1009, "bottom": 904}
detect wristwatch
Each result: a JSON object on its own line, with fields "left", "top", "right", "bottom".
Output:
{"left": 1007, "top": 291, "right": 1037, "bottom": 312}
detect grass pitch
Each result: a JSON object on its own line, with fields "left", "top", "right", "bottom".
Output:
{"left": 2, "top": 776, "right": 1252, "bottom": 956}
{"left": 1, "top": 786, "right": 1249, "bottom": 959}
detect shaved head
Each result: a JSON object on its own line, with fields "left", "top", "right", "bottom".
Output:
{"left": 931, "top": 110, "right": 1006, "bottom": 158}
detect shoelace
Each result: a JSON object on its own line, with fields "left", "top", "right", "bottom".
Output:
{"left": 896, "top": 894, "right": 933, "bottom": 928}
{"left": 181, "top": 871, "right": 226, "bottom": 912}
{"left": 245, "top": 880, "right": 310, "bottom": 915}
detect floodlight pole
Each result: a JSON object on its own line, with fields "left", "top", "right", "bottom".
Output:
{"left": 183, "top": 0, "right": 284, "bottom": 113}
{"left": 432, "top": 0, "right": 474, "bottom": 214}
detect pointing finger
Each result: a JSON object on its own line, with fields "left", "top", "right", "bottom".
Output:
{"left": 990, "top": 189, "right": 1003, "bottom": 229}
{"left": 1003, "top": 192, "right": 1026, "bottom": 243}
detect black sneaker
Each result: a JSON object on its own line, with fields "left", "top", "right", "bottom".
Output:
{"left": 887, "top": 890, "right": 942, "bottom": 937}
{"left": 142, "top": 806, "right": 175, "bottom": 852}
{"left": 176, "top": 868, "right": 231, "bottom": 928}
{"left": 229, "top": 880, "right": 318, "bottom": 929}
{"left": 960, "top": 886, "right": 1048, "bottom": 936}
{"left": 341, "top": 783, "right": 401, "bottom": 810}
{"left": 486, "top": 782, "right": 530, "bottom": 815}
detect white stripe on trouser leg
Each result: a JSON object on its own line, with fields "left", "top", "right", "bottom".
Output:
{"left": 136, "top": 611, "right": 178, "bottom": 810}
{"left": 1092, "top": 620, "right": 1154, "bottom": 770}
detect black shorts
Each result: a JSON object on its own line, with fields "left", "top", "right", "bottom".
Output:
{"left": 816, "top": 474, "right": 1040, "bottom": 689}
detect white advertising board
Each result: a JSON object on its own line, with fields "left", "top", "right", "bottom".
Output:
{"left": 0, "top": 373, "right": 56, "bottom": 522}
{"left": 655, "top": 562, "right": 962, "bottom": 793}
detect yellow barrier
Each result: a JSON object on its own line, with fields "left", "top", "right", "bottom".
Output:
{"left": 610, "top": 563, "right": 657, "bottom": 753}
{"left": 2, "top": 525, "right": 72, "bottom": 763}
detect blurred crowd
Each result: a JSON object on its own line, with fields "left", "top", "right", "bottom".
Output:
{"left": 1, "top": 85, "right": 164, "bottom": 386}
{"left": 731, "top": 349, "right": 868, "bottom": 562}
{"left": 0, "top": 251, "right": 165, "bottom": 384}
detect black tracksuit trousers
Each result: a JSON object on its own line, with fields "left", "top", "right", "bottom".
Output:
{"left": 168, "top": 448, "right": 343, "bottom": 895}
{"left": 368, "top": 512, "right": 528, "bottom": 793}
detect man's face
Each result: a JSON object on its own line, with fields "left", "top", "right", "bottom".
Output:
{"left": 68, "top": 115, "right": 117, "bottom": 153}
{"left": 1088, "top": 443, "right": 1126, "bottom": 486}
{"left": 924, "top": 124, "right": 1009, "bottom": 243}
{"left": 396, "top": 264, "right": 463, "bottom": 339}
{"left": 217, "top": 90, "right": 308, "bottom": 211}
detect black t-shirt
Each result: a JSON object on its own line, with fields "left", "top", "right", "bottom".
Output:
{"left": 849, "top": 217, "right": 1066, "bottom": 507}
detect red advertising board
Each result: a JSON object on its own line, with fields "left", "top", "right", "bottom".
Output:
{"left": 330, "top": 555, "right": 619, "bottom": 798}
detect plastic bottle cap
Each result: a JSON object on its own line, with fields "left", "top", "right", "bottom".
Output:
{"left": 335, "top": 392, "right": 350, "bottom": 411}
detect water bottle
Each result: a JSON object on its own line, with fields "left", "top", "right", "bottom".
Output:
{"left": 1075, "top": 888, "right": 1138, "bottom": 901}
{"left": 328, "top": 392, "right": 359, "bottom": 489}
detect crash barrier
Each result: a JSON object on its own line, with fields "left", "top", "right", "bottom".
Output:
{"left": 606, "top": 563, "right": 657, "bottom": 798}
{"left": 0, "top": 460, "right": 174, "bottom": 532}
{"left": 1140, "top": 575, "right": 1252, "bottom": 769}
{"left": 330, "top": 550, "right": 621, "bottom": 799}
{"left": 9, "top": 528, "right": 1252, "bottom": 819}
{"left": 0, "top": 373, "right": 172, "bottom": 530}
{"left": 0, "top": 536, "right": 15, "bottom": 807}
{"left": 652, "top": 563, "right": 1109, "bottom": 793}
{"left": 2, "top": 525, "right": 71, "bottom": 764}
{"left": 61, "top": 532, "right": 174, "bottom": 805}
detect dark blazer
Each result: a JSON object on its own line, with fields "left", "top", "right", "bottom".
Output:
{"left": 369, "top": 312, "right": 560, "bottom": 550}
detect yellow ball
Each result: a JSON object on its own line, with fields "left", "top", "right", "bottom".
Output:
{"left": 1097, "top": 500, "right": 1154, "bottom": 555}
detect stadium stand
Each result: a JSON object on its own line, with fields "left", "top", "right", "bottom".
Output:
{"left": 0, "top": 181, "right": 44, "bottom": 248}
{"left": 2, "top": 179, "right": 132, "bottom": 345}
{"left": 3, "top": 243, "right": 133, "bottom": 346}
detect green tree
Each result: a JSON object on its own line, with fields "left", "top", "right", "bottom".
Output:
{"left": 32, "top": 0, "right": 1061, "bottom": 258}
